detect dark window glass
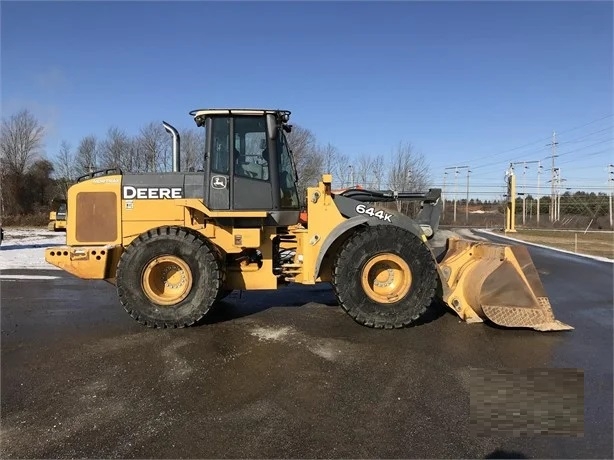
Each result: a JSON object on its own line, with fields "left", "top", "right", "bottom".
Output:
{"left": 278, "top": 132, "right": 300, "bottom": 208}
{"left": 233, "top": 116, "right": 269, "bottom": 181}
{"left": 211, "top": 117, "right": 230, "bottom": 174}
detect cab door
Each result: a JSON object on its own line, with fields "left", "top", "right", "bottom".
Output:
{"left": 231, "top": 115, "right": 274, "bottom": 211}
{"left": 205, "top": 116, "right": 231, "bottom": 210}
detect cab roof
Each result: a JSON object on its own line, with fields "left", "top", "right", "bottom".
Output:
{"left": 189, "top": 108, "right": 291, "bottom": 117}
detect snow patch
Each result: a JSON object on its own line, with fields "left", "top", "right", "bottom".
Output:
{"left": 0, "top": 227, "right": 65, "bottom": 270}
{"left": 308, "top": 343, "right": 339, "bottom": 362}
{"left": 250, "top": 326, "right": 293, "bottom": 342}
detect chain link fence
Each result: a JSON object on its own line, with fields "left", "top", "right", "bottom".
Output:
{"left": 439, "top": 192, "right": 612, "bottom": 231}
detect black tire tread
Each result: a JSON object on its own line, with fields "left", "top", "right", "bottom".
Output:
{"left": 116, "top": 226, "right": 223, "bottom": 329}
{"left": 331, "top": 225, "right": 438, "bottom": 329}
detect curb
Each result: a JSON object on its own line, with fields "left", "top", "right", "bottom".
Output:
{"left": 474, "top": 229, "right": 614, "bottom": 264}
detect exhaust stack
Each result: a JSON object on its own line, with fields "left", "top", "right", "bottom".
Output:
{"left": 162, "top": 121, "right": 181, "bottom": 172}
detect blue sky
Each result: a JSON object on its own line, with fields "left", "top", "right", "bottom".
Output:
{"left": 2, "top": 0, "right": 612, "bottom": 196}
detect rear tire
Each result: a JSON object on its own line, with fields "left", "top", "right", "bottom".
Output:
{"left": 116, "top": 226, "right": 223, "bottom": 328}
{"left": 332, "top": 225, "right": 438, "bottom": 329}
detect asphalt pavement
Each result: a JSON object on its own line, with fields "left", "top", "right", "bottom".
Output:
{"left": 1, "top": 230, "right": 612, "bottom": 459}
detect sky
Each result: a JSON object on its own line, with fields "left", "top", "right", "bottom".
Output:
{"left": 2, "top": 0, "right": 613, "bottom": 198}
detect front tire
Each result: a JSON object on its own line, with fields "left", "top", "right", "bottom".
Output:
{"left": 332, "top": 225, "right": 438, "bottom": 329}
{"left": 116, "top": 226, "right": 223, "bottom": 328}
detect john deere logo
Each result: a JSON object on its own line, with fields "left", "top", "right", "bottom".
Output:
{"left": 122, "top": 186, "right": 183, "bottom": 199}
{"left": 211, "top": 176, "right": 227, "bottom": 189}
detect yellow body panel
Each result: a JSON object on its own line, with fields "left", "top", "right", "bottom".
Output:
{"left": 226, "top": 227, "right": 278, "bottom": 290}
{"left": 232, "top": 227, "right": 261, "bottom": 248}
{"left": 287, "top": 176, "right": 346, "bottom": 284}
{"left": 51, "top": 176, "right": 277, "bottom": 289}
{"left": 48, "top": 211, "right": 67, "bottom": 231}
{"left": 45, "top": 245, "right": 122, "bottom": 281}
{"left": 66, "top": 176, "right": 123, "bottom": 247}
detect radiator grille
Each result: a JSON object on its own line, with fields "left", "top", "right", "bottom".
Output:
{"left": 76, "top": 191, "right": 118, "bottom": 242}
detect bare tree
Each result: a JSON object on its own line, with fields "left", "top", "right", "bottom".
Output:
{"left": 319, "top": 142, "right": 349, "bottom": 188}
{"left": 355, "top": 154, "right": 373, "bottom": 188}
{"left": 100, "top": 126, "right": 132, "bottom": 170}
{"left": 371, "top": 154, "right": 386, "bottom": 190}
{"left": 22, "top": 159, "right": 55, "bottom": 214}
{"left": 387, "top": 142, "right": 430, "bottom": 191}
{"left": 285, "top": 124, "right": 323, "bottom": 195}
{"left": 75, "top": 135, "right": 98, "bottom": 174}
{"left": 386, "top": 142, "right": 431, "bottom": 213}
{"left": 0, "top": 109, "right": 46, "bottom": 217}
{"left": 0, "top": 109, "right": 45, "bottom": 176}
{"left": 286, "top": 125, "right": 315, "bottom": 164}
{"left": 137, "top": 122, "right": 170, "bottom": 172}
{"left": 53, "top": 140, "right": 77, "bottom": 198}
{"left": 126, "top": 136, "right": 145, "bottom": 173}
{"left": 181, "top": 128, "right": 206, "bottom": 172}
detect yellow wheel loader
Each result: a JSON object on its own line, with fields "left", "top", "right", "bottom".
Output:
{"left": 45, "top": 109, "right": 572, "bottom": 332}
{"left": 48, "top": 198, "right": 67, "bottom": 232}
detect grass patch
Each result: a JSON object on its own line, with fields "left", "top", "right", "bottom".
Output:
{"left": 496, "top": 229, "right": 614, "bottom": 259}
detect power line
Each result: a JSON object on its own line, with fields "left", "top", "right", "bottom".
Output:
{"left": 557, "top": 149, "right": 611, "bottom": 166}
{"left": 445, "top": 114, "right": 613, "bottom": 167}
{"left": 554, "top": 114, "right": 614, "bottom": 136}
{"left": 470, "top": 139, "right": 612, "bottom": 175}
{"left": 544, "top": 138, "right": 612, "bottom": 161}
{"left": 557, "top": 126, "right": 614, "bottom": 144}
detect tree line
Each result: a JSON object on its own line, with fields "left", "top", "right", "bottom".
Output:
{"left": 0, "top": 108, "right": 433, "bottom": 225}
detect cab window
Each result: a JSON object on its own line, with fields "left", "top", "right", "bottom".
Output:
{"left": 233, "top": 116, "right": 269, "bottom": 181}
{"left": 277, "top": 132, "right": 300, "bottom": 208}
{"left": 211, "top": 117, "right": 230, "bottom": 175}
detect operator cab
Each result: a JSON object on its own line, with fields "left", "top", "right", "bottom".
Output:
{"left": 190, "top": 108, "right": 300, "bottom": 226}
{"left": 56, "top": 202, "right": 67, "bottom": 220}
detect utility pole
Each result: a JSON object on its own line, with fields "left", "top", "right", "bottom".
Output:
{"left": 609, "top": 164, "right": 614, "bottom": 229}
{"left": 445, "top": 165, "right": 469, "bottom": 223}
{"left": 551, "top": 168, "right": 559, "bottom": 222}
{"left": 548, "top": 168, "right": 558, "bottom": 222}
{"left": 553, "top": 168, "right": 566, "bottom": 222}
{"left": 536, "top": 160, "right": 542, "bottom": 226}
{"left": 442, "top": 171, "right": 448, "bottom": 215}
{"left": 454, "top": 169, "right": 459, "bottom": 223}
{"left": 511, "top": 160, "right": 539, "bottom": 226}
{"left": 466, "top": 169, "right": 471, "bottom": 225}
{"left": 547, "top": 131, "right": 558, "bottom": 222}
{"left": 523, "top": 162, "right": 530, "bottom": 225}
{"left": 505, "top": 163, "right": 517, "bottom": 233}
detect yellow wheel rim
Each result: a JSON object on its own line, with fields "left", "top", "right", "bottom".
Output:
{"left": 361, "top": 253, "right": 412, "bottom": 304}
{"left": 141, "top": 255, "right": 193, "bottom": 306}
